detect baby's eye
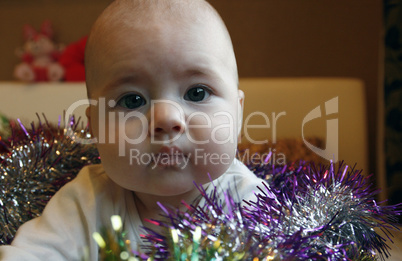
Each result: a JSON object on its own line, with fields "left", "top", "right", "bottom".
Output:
{"left": 184, "top": 85, "right": 210, "bottom": 102}
{"left": 117, "top": 94, "right": 146, "bottom": 109}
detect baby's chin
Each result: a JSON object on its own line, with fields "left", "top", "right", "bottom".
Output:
{"left": 112, "top": 169, "right": 225, "bottom": 199}
{"left": 102, "top": 154, "right": 234, "bottom": 196}
{"left": 129, "top": 180, "right": 208, "bottom": 201}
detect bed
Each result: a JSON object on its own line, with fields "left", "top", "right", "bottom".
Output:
{"left": 0, "top": 77, "right": 367, "bottom": 171}
{"left": 3, "top": 78, "right": 402, "bottom": 260}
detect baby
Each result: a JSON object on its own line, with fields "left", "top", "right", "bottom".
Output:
{"left": 1, "top": 0, "right": 264, "bottom": 260}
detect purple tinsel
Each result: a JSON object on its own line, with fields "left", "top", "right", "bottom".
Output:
{"left": 0, "top": 116, "right": 100, "bottom": 244}
{"left": 0, "top": 116, "right": 401, "bottom": 260}
{"left": 140, "top": 159, "right": 402, "bottom": 260}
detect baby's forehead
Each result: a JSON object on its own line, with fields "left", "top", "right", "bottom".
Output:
{"left": 104, "top": 0, "right": 214, "bottom": 24}
{"left": 87, "top": 0, "right": 222, "bottom": 62}
{"left": 86, "top": 0, "right": 238, "bottom": 94}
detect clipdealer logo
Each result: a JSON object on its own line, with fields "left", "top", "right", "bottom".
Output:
{"left": 302, "top": 97, "right": 339, "bottom": 162}
{"left": 64, "top": 96, "right": 339, "bottom": 162}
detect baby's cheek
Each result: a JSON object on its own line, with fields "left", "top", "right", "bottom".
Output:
{"left": 94, "top": 115, "right": 147, "bottom": 160}
{"left": 118, "top": 117, "right": 148, "bottom": 141}
{"left": 193, "top": 142, "right": 235, "bottom": 181}
{"left": 186, "top": 114, "right": 214, "bottom": 143}
{"left": 186, "top": 110, "right": 237, "bottom": 144}
{"left": 207, "top": 111, "right": 238, "bottom": 169}
{"left": 210, "top": 112, "right": 237, "bottom": 145}
{"left": 191, "top": 127, "right": 237, "bottom": 172}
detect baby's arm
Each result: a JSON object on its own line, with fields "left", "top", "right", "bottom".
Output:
{"left": 0, "top": 165, "right": 114, "bottom": 260}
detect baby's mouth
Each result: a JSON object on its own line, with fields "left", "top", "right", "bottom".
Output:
{"left": 152, "top": 146, "right": 189, "bottom": 168}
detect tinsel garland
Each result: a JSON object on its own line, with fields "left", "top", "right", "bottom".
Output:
{"left": 93, "top": 156, "right": 402, "bottom": 260}
{"left": 0, "top": 117, "right": 400, "bottom": 260}
{"left": 0, "top": 115, "right": 100, "bottom": 244}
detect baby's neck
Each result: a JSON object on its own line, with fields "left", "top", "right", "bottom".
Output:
{"left": 133, "top": 187, "right": 205, "bottom": 234}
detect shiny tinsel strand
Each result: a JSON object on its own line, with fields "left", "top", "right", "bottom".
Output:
{"left": 138, "top": 161, "right": 401, "bottom": 260}
{"left": 90, "top": 160, "right": 401, "bottom": 260}
{"left": 140, "top": 182, "right": 273, "bottom": 260}
{"left": 243, "top": 161, "right": 402, "bottom": 260}
{"left": 0, "top": 115, "right": 100, "bottom": 244}
{"left": 1, "top": 116, "right": 400, "bottom": 260}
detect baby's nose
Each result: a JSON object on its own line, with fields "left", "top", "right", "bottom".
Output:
{"left": 150, "top": 100, "right": 185, "bottom": 136}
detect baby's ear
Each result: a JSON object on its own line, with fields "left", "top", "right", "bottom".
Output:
{"left": 237, "top": 89, "right": 245, "bottom": 141}
{"left": 85, "top": 106, "right": 93, "bottom": 135}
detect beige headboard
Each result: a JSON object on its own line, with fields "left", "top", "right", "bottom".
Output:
{"left": 0, "top": 82, "right": 88, "bottom": 125}
{"left": 239, "top": 78, "right": 367, "bottom": 171}
{"left": 0, "top": 78, "right": 367, "bottom": 171}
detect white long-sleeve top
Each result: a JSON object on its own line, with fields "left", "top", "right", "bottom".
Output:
{"left": 0, "top": 159, "right": 264, "bottom": 261}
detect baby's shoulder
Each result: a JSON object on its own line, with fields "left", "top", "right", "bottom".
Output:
{"left": 70, "top": 164, "right": 108, "bottom": 185}
{"left": 223, "top": 159, "right": 262, "bottom": 180}
{"left": 58, "top": 164, "right": 117, "bottom": 200}
{"left": 75, "top": 163, "right": 108, "bottom": 181}
{"left": 217, "top": 159, "right": 265, "bottom": 193}
{"left": 208, "top": 159, "right": 265, "bottom": 205}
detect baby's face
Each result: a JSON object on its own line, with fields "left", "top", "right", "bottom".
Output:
{"left": 87, "top": 18, "right": 242, "bottom": 197}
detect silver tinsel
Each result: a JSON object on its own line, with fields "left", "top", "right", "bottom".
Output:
{"left": 244, "top": 163, "right": 401, "bottom": 260}
{"left": 0, "top": 116, "right": 100, "bottom": 244}
{"left": 96, "top": 162, "right": 401, "bottom": 261}
{"left": 0, "top": 116, "right": 401, "bottom": 261}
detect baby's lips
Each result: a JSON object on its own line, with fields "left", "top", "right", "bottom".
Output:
{"left": 151, "top": 145, "right": 190, "bottom": 168}
{"left": 157, "top": 145, "right": 185, "bottom": 156}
